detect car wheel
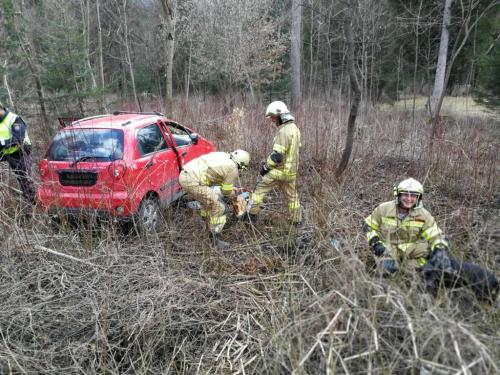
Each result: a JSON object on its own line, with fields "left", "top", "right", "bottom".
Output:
{"left": 136, "top": 196, "right": 161, "bottom": 234}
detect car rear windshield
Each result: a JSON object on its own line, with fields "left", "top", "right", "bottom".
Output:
{"left": 48, "top": 129, "right": 124, "bottom": 162}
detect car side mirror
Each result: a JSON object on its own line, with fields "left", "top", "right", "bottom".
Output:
{"left": 189, "top": 132, "right": 199, "bottom": 144}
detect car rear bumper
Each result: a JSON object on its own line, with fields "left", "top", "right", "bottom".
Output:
{"left": 37, "top": 189, "right": 134, "bottom": 217}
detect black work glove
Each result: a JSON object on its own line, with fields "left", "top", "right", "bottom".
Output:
{"left": 369, "top": 237, "right": 386, "bottom": 257}
{"left": 260, "top": 162, "right": 270, "bottom": 176}
{"left": 372, "top": 242, "right": 386, "bottom": 257}
{"left": 428, "top": 245, "right": 453, "bottom": 272}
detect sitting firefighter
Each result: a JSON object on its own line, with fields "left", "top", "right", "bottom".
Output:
{"left": 179, "top": 150, "right": 250, "bottom": 249}
{"left": 363, "top": 178, "right": 498, "bottom": 302}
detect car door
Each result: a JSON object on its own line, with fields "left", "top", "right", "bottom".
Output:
{"left": 133, "top": 123, "right": 174, "bottom": 204}
{"left": 157, "top": 120, "right": 187, "bottom": 199}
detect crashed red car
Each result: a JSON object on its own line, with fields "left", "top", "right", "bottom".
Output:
{"left": 37, "top": 112, "right": 215, "bottom": 232}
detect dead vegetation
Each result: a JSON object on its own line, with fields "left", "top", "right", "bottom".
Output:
{"left": 0, "top": 97, "right": 499, "bottom": 374}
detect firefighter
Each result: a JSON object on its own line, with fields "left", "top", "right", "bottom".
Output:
{"left": 363, "top": 178, "right": 452, "bottom": 275}
{"left": 179, "top": 149, "right": 250, "bottom": 249}
{"left": 363, "top": 178, "right": 499, "bottom": 302}
{"left": 249, "top": 101, "right": 301, "bottom": 225}
{"left": 0, "top": 103, "right": 35, "bottom": 204}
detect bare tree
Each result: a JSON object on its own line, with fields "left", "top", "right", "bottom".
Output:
{"left": 429, "top": 0, "right": 499, "bottom": 137}
{"left": 2, "top": 60, "right": 14, "bottom": 109}
{"left": 185, "top": 0, "right": 286, "bottom": 100}
{"left": 96, "top": 0, "right": 105, "bottom": 90}
{"left": 159, "top": 0, "right": 175, "bottom": 115}
{"left": 8, "top": 1, "right": 49, "bottom": 126}
{"left": 113, "top": 0, "right": 140, "bottom": 111}
{"left": 429, "top": 0, "right": 453, "bottom": 117}
{"left": 291, "top": 0, "right": 302, "bottom": 106}
{"left": 337, "top": 1, "right": 361, "bottom": 178}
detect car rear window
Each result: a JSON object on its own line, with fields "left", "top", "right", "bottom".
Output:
{"left": 48, "top": 128, "right": 124, "bottom": 162}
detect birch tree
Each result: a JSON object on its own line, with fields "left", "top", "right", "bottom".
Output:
{"left": 429, "top": 0, "right": 500, "bottom": 127}
{"left": 429, "top": 0, "right": 453, "bottom": 117}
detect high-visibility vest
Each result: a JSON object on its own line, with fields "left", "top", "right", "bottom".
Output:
{"left": 0, "top": 111, "right": 31, "bottom": 155}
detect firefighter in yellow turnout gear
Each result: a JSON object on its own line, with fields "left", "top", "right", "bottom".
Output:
{"left": 179, "top": 150, "right": 250, "bottom": 249}
{"left": 249, "top": 101, "right": 302, "bottom": 224}
{"left": 363, "top": 178, "right": 450, "bottom": 275}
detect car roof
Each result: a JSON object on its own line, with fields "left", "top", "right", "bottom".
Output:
{"left": 64, "top": 113, "right": 168, "bottom": 130}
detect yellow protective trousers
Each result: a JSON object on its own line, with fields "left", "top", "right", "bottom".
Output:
{"left": 179, "top": 171, "right": 226, "bottom": 233}
{"left": 380, "top": 242, "right": 430, "bottom": 270}
{"left": 249, "top": 173, "right": 301, "bottom": 223}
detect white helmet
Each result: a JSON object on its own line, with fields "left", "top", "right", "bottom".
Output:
{"left": 230, "top": 149, "right": 250, "bottom": 170}
{"left": 396, "top": 178, "right": 424, "bottom": 195}
{"left": 265, "top": 101, "right": 289, "bottom": 117}
{"left": 395, "top": 178, "right": 424, "bottom": 208}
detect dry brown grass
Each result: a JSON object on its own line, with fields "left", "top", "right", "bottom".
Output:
{"left": 0, "top": 96, "right": 499, "bottom": 374}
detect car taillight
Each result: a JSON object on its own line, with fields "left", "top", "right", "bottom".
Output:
{"left": 39, "top": 159, "right": 48, "bottom": 178}
{"left": 108, "top": 161, "right": 127, "bottom": 180}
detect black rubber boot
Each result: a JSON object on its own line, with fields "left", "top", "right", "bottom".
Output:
{"left": 209, "top": 233, "right": 230, "bottom": 250}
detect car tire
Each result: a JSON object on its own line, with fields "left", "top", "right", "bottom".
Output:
{"left": 136, "top": 196, "right": 162, "bottom": 235}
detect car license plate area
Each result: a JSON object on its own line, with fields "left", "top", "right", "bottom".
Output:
{"left": 59, "top": 171, "right": 97, "bottom": 186}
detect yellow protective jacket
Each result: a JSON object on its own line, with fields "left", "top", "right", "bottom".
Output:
{"left": 266, "top": 121, "right": 301, "bottom": 179}
{"left": 182, "top": 152, "right": 238, "bottom": 196}
{"left": 0, "top": 111, "right": 31, "bottom": 155}
{"left": 364, "top": 201, "right": 448, "bottom": 253}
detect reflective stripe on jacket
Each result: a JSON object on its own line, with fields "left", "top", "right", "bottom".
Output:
{"left": 182, "top": 152, "right": 238, "bottom": 196}
{"left": 266, "top": 122, "right": 301, "bottom": 179}
{"left": 364, "top": 201, "right": 448, "bottom": 252}
{"left": 0, "top": 111, "right": 31, "bottom": 155}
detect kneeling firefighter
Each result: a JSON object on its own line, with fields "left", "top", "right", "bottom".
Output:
{"left": 179, "top": 150, "right": 250, "bottom": 249}
{"left": 363, "top": 178, "right": 499, "bottom": 302}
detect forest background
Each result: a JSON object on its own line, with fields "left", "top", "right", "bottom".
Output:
{"left": 0, "top": 0, "right": 499, "bottom": 373}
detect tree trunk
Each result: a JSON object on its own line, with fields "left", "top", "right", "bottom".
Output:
{"left": 430, "top": 0, "right": 498, "bottom": 141}
{"left": 336, "top": 3, "right": 361, "bottom": 178}
{"left": 2, "top": 60, "right": 14, "bottom": 109}
{"left": 12, "top": 1, "right": 49, "bottom": 127}
{"left": 96, "top": 0, "right": 107, "bottom": 112}
{"left": 185, "top": 41, "right": 191, "bottom": 101}
{"left": 120, "top": 0, "right": 140, "bottom": 111}
{"left": 430, "top": 0, "right": 453, "bottom": 117}
{"left": 160, "top": 0, "right": 175, "bottom": 116}
{"left": 290, "top": 0, "right": 302, "bottom": 107}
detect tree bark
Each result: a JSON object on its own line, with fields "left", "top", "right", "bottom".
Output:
{"left": 96, "top": 0, "right": 107, "bottom": 111}
{"left": 160, "top": 0, "right": 175, "bottom": 116}
{"left": 2, "top": 60, "right": 14, "bottom": 109}
{"left": 120, "top": 0, "right": 140, "bottom": 111}
{"left": 336, "top": 3, "right": 361, "bottom": 178}
{"left": 430, "top": 0, "right": 498, "bottom": 141}
{"left": 290, "top": 0, "right": 302, "bottom": 107}
{"left": 430, "top": 0, "right": 453, "bottom": 117}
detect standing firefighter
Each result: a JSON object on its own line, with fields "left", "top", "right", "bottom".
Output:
{"left": 363, "top": 178, "right": 499, "bottom": 302}
{"left": 179, "top": 150, "right": 250, "bottom": 249}
{"left": 249, "top": 101, "right": 301, "bottom": 225}
{"left": 0, "top": 103, "right": 35, "bottom": 204}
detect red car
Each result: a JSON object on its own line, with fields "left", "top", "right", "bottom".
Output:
{"left": 37, "top": 112, "right": 215, "bottom": 232}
